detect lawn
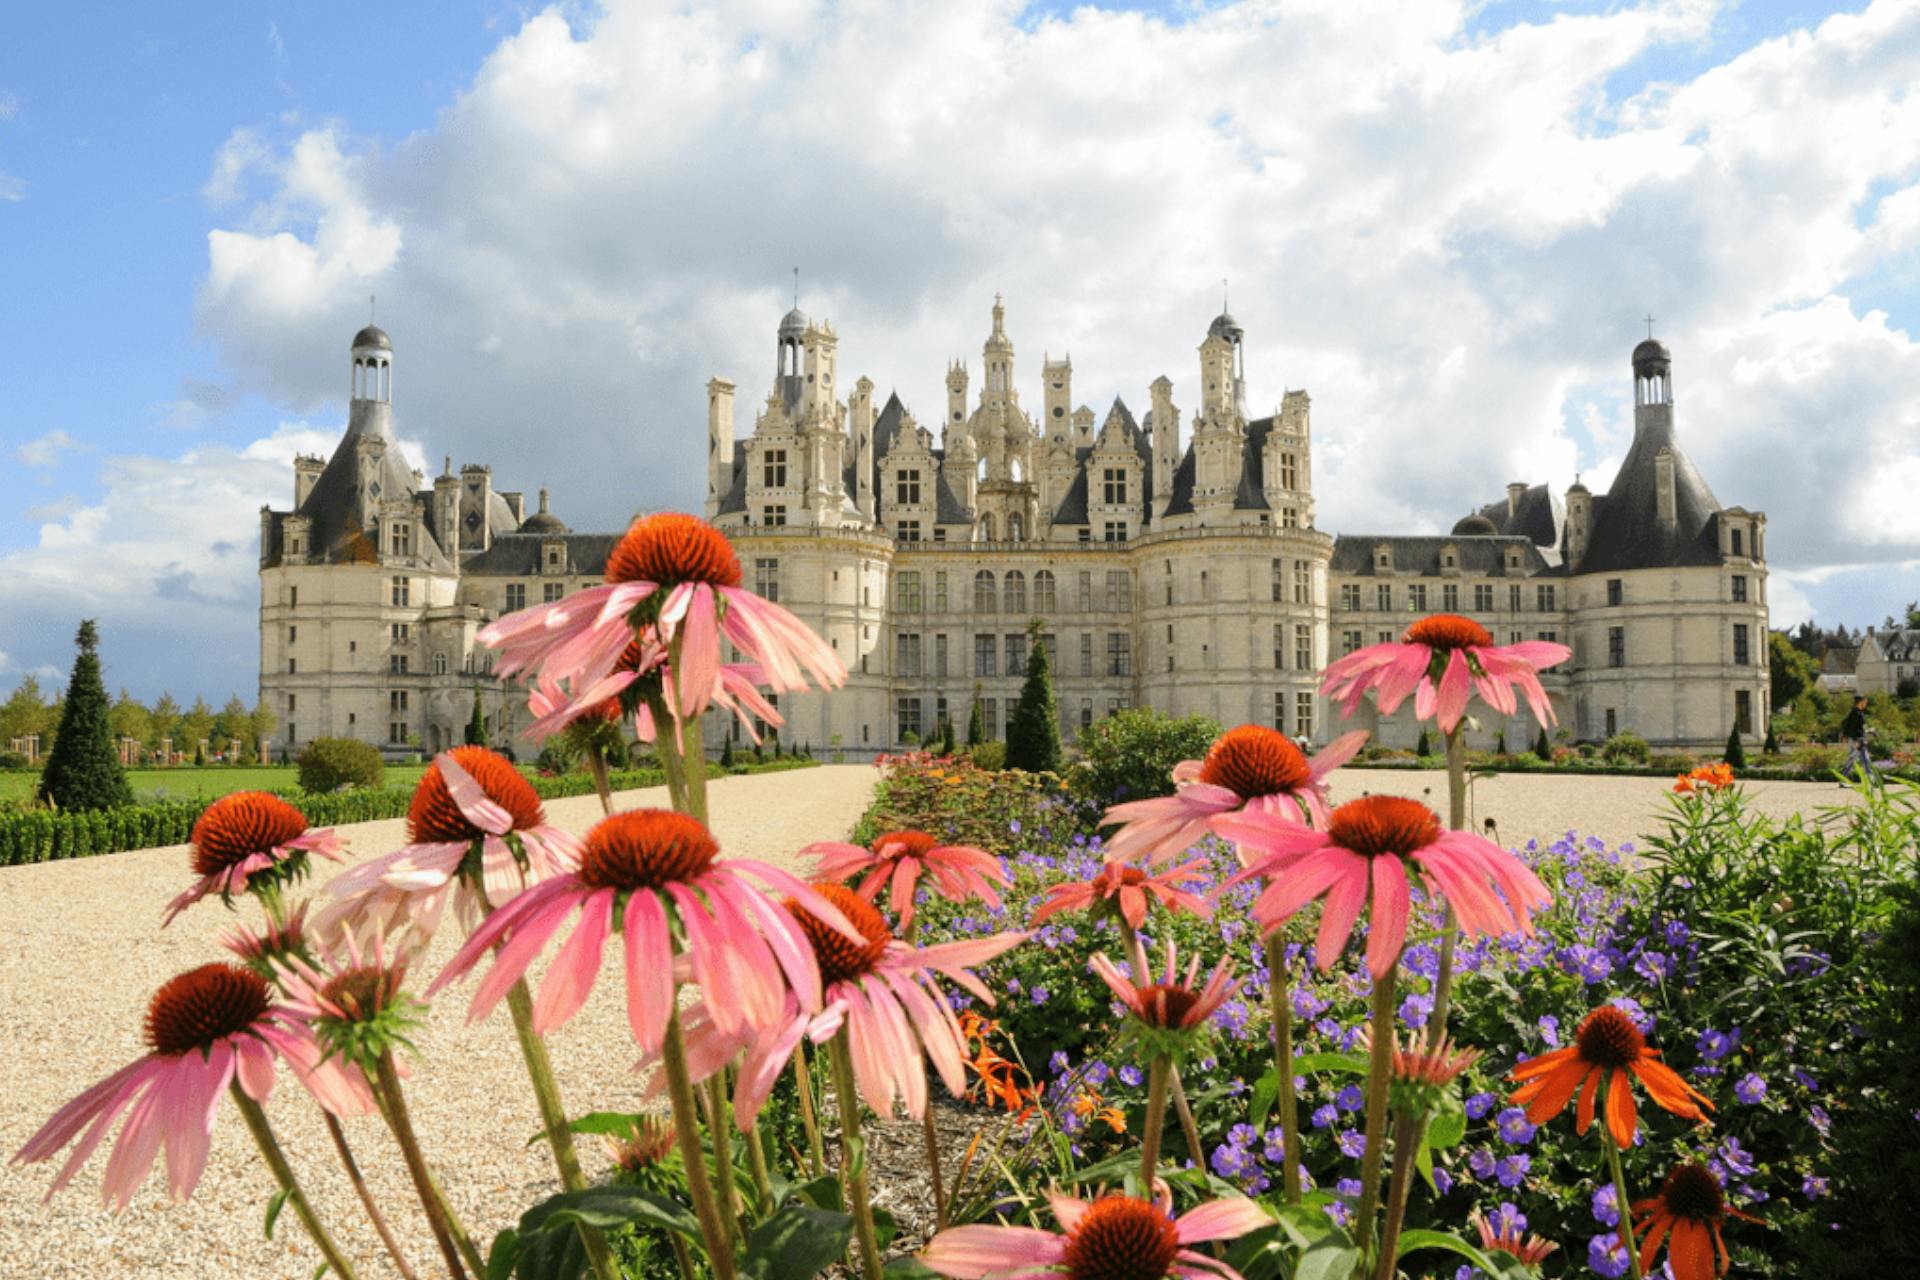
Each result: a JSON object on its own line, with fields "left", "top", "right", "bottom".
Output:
{"left": 0, "top": 764, "right": 435, "bottom": 805}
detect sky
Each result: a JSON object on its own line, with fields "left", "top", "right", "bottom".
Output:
{"left": 2, "top": 0, "right": 1918, "bottom": 702}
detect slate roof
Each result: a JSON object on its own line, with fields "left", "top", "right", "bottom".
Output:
{"left": 461, "top": 533, "right": 623, "bottom": 577}
{"left": 1469, "top": 483, "right": 1563, "bottom": 549}
{"left": 1161, "top": 414, "right": 1278, "bottom": 517}
{"left": 1864, "top": 630, "right": 1920, "bottom": 664}
{"left": 1328, "top": 534, "right": 1556, "bottom": 577}
{"left": 272, "top": 407, "right": 457, "bottom": 570}
{"left": 1578, "top": 414, "right": 1725, "bottom": 573}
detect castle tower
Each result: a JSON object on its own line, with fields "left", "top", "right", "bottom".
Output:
{"left": 775, "top": 306, "right": 808, "bottom": 413}
{"left": 851, "top": 376, "right": 876, "bottom": 522}
{"left": 1633, "top": 337, "right": 1675, "bottom": 443}
{"left": 706, "top": 377, "right": 737, "bottom": 519}
{"left": 1199, "top": 310, "right": 1245, "bottom": 418}
{"left": 1150, "top": 375, "right": 1178, "bottom": 512}
{"left": 801, "top": 321, "right": 838, "bottom": 420}
{"left": 946, "top": 361, "right": 968, "bottom": 429}
{"left": 983, "top": 295, "right": 1014, "bottom": 408}
{"left": 1043, "top": 355, "right": 1072, "bottom": 441}
{"left": 348, "top": 325, "right": 395, "bottom": 443}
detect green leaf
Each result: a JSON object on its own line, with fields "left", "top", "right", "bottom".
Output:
{"left": 486, "top": 1229, "right": 521, "bottom": 1280}
{"left": 882, "top": 1260, "right": 942, "bottom": 1279}
{"left": 1395, "top": 1227, "right": 1505, "bottom": 1272}
{"left": 536, "top": 1110, "right": 650, "bottom": 1146}
{"left": 1294, "top": 1235, "right": 1361, "bottom": 1280}
{"left": 1249, "top": 1068, "right": 1280, "bottom": 1132}
{"left": 1424, "top": 1095, "right": 1467, "bottom": 1151}
{"left": 516, "top": 1185, "right": 701, "bottom": 1243}
{"left": 791, "top": 1173, "right": 844, "bottom": 1212}
{"left": 263, "top": 1186, "right": 292, "bottom": 1240}
{"left": 872, "top": 1204, "right": 901, "bottom": 1252}
{"left": 1288, "top": 1051, "right": 1369, "bottom": 1076}
{"left": 738, "top": 1202, "right": 856, "bottom": 1280}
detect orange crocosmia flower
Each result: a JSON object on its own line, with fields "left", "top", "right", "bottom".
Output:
{"left": 1633, "top": 1161, "right": 1760, "bottom": 1280}
{"left": 1508, "top": 1006, "right": 1713, "bottom": 1148}
{"left": 1674, "top": 763, "right": 1736, "bottom": 794}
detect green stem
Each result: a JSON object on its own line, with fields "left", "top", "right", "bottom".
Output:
{"left": 1140, "top": 1054, "right": 1171, "bottom": 1189}
{"left": 829, "top": 1028, "right": 886, "bottom": 1280}
{"left": 372, "top": 1054, "right": 474, "bottom": 1279}
{"left": 322, "top": 1110, "right": 420, "bottom": 1280}
{"left": 792, "top": 1045, "right": 828, "bottom": 1178}
{"left": 1265, "top": 933, "right": 1303, "bottom": 1203}
{"left": 1426, "top": 725, "right": 1469, "bottom": 1051}
{"left": 586, "top": 745, "right": 613, "bottom": 816}
{"left": 1604, "top": 1126, "right": 1645, "bottom": 1280}
{"left": 745, "top": 1104, "right": 774, "bottom": 1217}
{"left": 1170, "top": 1071, "right": 1204, "bottom": 1175}
{"left": 663, "top": 1004, "right": 739, "bottom": 1280}
{"left": 647, "top": 693, "right": 690, "bottom": 812}
{"left": 682, "top": 710, "right": 710, "bottom": 825}
{"left": 922, "top": 1102, "right": 949, "bottom": 1229}
{"left": 229, "top": 1085, "right": 364, "bottom": 1280}
{"left": 504, "top": 979, "right": 620, "bottom": 1280}
{"left": 1353, "top": 963, "right": 1398, "bottom": 1255}
{"left": 1372, "top": 1109, "right": 1423, "bottom": 1280}
{"left": 704, "top": 1073, "right": 744, "bottom": 1240}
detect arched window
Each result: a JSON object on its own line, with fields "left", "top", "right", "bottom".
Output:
{"left": 1033, "top": 570, "right": 1056, "bottom": 611}
{"left": 1009, "top": 512, "right": 1025, "bottom": 540}
{"left": 1004, "top": 570, "right": 1026, "bottom": 614}
{"left": 974, "top": 570, "right": 996, "bottom": 613}
{"left": 981, "top": 513, "right": 996, "bottom": 542}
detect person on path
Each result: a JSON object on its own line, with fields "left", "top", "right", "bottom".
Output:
{"left": 1841, "top": 694, "right": 1877, "bottom": 785}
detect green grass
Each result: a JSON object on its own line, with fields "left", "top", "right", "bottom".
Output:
{"left": 0, "top": 764, "right": 436, "bottom": 805}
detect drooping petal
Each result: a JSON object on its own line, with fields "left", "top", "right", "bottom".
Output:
{"left": 533, "top": 890, "right": 613, "bottom": 1035}
{"left": 1365, "top": 856, "right": 1412, "bottom": 978}
{"left": 1175, "top": 1196, "right": 1273, "bottom": 1243}
{"left": 919, "top": 1226, "right": 1067, "bottom": 1278}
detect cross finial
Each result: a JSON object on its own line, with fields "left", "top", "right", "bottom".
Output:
{"left": 1223, "top": 277, "right": 1230, "bottom": 311}
{"left": 1644, "top": 313, "right": 1655, "bottom": 339}
{"left": 369, "top": 293, "right": 377, "bottom": 324}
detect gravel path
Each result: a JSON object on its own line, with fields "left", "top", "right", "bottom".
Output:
{"left": 0, "top": 765, "right": 880, "bottom": 1280}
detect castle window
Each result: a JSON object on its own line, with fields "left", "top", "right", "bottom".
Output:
{"left": 897, "top": 633, "right": 922, "bottom": 677}
{"left": 763, "top": 505, "right": 787, "bottom": 527}
{"left": 1081, "top": 699, "right": 1093, "bottom": 730}
{"left": 1078, "top": 571, "right": 1093, "bottom": 611}
{"left": 933, "top": 527, "right": 946, "bottom": 542}
{"left": 288, "top": 586, "right": 298, "bottom": 607}
{"left": 391, "top": 576, "right": 411, "bottom": 607}
{"left": 390, "top": 521, "right": 411, "bottom": 558}
{"left": 897, "top": 469, "right": 922, "bottom": 505}
{"left": 289, "top": 537, "right": 303, "bottom": 557}
{"left": 1107, "top": 632, "right": 1131, "bottom": 677}
{"left": 1295, "top": 692, "right": 1315, "bottom": 738}
{"left": 543, "top": 582, "right": 564, "bottom": 603}
{"left": 1102, "top": 468, "right": 1128, "bottom": 504}
{"left": 389, "top": 691, "right": 410, "bottom": 713}
{"left": 1607, "top": 579, "right": 1624, "bottom": 607}
{"left": 1282, "top": 508, "right": 1299, "bottom": 529}
{"left": 1509, "top": 584, "right": 1523, "bottom": 612}
{"left": 390, "top": 722, "right": 409, "bottom": 744}
{"left": 1103, "top": 522, "right": 1127, "bottom": 543}
{"left": 755, "top": 557, "right": 780, "bottom": 603}
{"left": 505, "top": 583, "right": 527, "bottom": 611}
{"left": 1005, "top": 633, "right": 1027, "bottom": 677}
{"left": 287, "top": 658, "right": 296, "bottom": 675}
{"left": 1033, "top": 570, "right": 1056, "bottom": 612}
{"left": 546, "top": 546, "right": 561, "bottom": 569}
{"left": 1407, "top": 584, "right": 1428, "bottom": 612}
{"left": 974, "top": 570, "right": 996, "bottom": 613}
{"left": 1009, "top": 513, "right": 1025, "bottom": 541}
{"left": 982, "top": 698, "right": 999, "bottom": 739}
{"left": 1296, "top": 623, "right": 1312, "bottom": 671}
{"left": 391, "top": 622, "right": 410, "bottom": 643}
{"left": 1733, "top": 624, "right": 1751, "bottom": 666}
{"left": 389, "top": 654, "right": 409, "bottom": 675}
{"left": 434, "top": 653, "right": 448, "bottom": 675}
{"left": 1536, "top": 584, "right": 1556, "bottom": 612}
{"left": 897, "top": 697, "right": 922, "bottom": 743}
{"left": 1442, "top": 584, "right": 1459, "bottom": 611}
{"left": 895, "top": 571, "right": 923, "bottom": 613}
{"left": 1295, "top": 561, "right": 1311, "bottom": 605}
{"left": 1605, "top": 708, "right": 1617, "bottom": 737}
{"left": 1281, "top": 453, "right": 1298, "bottom": 489}
{"left": 764, "top": 450, "right": 788, "bottom": 488}
{"left": 1343, "top": 629, "right": 1362, "bottom": 655}
{"left": 1376, "top": 584, "right": 1392, "bottom": 611}
{"left": 1730, "top": 527, "right": 1744, "bottom": 557}
{"left": 1474, "top": 584, "right": 1494, "bottom": 611}
{"left": 1340, "top": 583, "right": 1361, "bottom": 611}
{"left": 935, "top": 634, "right": 948, "bottom": 677}
{"left": 1536, "top": 630, "right": 1558, "bottom": 644}
{"left": 898, "top": 521, "right": 922, "bottom": 542}
{"left": 1004, "top": 571, "right": 1027, "bottom": 614}
{"left": 1271, "top": 560, "right": 1285, "bottom": 603}
{"left": 1273, "top": 624, "right": 1284, "bottom": 669}
{"left": 934, "top": 571, "right": 949, "bottom": 611}
{"left": 974, "top": 634, "right": 996, "bottom": 677}
{"left": 1735, "top": 689, "right": 1753, "bottom": 734}
{"left": 1731, "top": 575, "right": 1748, "bottom": 603}
{"left": 1105, "top": 570, "right": 1131, "bottom": 611}
{"left": 1078, "top": 528, "right": 1092, "bottom": 543}
{"left": 1273, "top": 691, "right": 1286, "bottom": 730}
{"left": 1607, "top": 626, "right": 1626, "bottom": 668}
{"left": 1080, "top": 633, "right": 1093, "bottom": 676}
{"left": 288, "top": 625, "right": 297, "bottom": 644}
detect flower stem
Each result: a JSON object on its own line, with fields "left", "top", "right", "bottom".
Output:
{"left": 1140, "top": 1054, "right": 1171, "bottom": 1189}
{"left": 649, "top": 695, "right": 690, "bottom": 812}
{"left": 1604, "top": 1127, "right": 1645, "bottom": 1280}
{"left": 504, "top": 978, "right": 620, "bottom": 1280}
{"left": 586, "top": 745, "right": 614, "bottom": 816}
{"left": 228, "top": 1085, "right": 364, "bottom": 1280}
{"left": 372, "top": 1053, "right": 477, "bottom": 1279}
{"left": 1372, "top": 1109, "right": 1424, "bottom": 1280}
{"left": 681, "top": 712, "right": 710, "bottom": 825}
{"left": 1265, "top": 932, "right": 1303, "bottom": 1203}
{"left": 792, "top": 1045, "right": 828, "bottom": 1177}
{"left": 322, "top": 1111, "right": 419, "bottom": 1280}
{"left": 828, "top": 1028, "right": 886, "bottom": 1280}
{"left": 663, "top": 1003, "right": 739, "bottom": 1280}
{"left": 1170, "top": 1071, "right": 1205, "bottom": 1176}
{"left": 745, "top": 1103, "right": 774, "bottom": 1216}
{"left": 922, "top": 1102, "right": 949, "bottom": 1229}
{"left": 1426, "top": 725, "right": 1468, "bottom": 1052}
{"left": 1353, "top": 962, "right": 1399, "bottom": 1254}
{"left": 703, "top": 1073, "right": 744, "bottom": 1240}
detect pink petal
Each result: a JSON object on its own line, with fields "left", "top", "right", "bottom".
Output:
{"left": 1366, "top": 857, "right": 1412, "bottom": 979}
{"left": 434, "top": 752, "right": 515, "bottom": 836}
{"left": 533, "top": 890, "right": 613, "bottom": 1035}
{"left": 919, "top": 1225, "right": 1067, "bottom": 1277}
{"left": 1314, "top": 859, "right": 1371, "bottom": 967}
{"left": 1307, "top": 729, "right": 1370, "bottom": 782}
{"left": 1176, "top": 1196, "right": 1273, "bottom": 1243}
{"left": 623, "top": 890, "right": 676, "bottom": 1052}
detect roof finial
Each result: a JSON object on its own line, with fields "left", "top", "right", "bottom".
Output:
{"left": 1644, "top": 313, "right": 1655, "bottom": 340}
{"left": 1223, "top": 277, "right": 1229, "bottom": 311}
{"left": 793, "top": 267, "right": 799, "bottom": 310}
{"left": 370, "top": 293, "right": 377, "bottom": 324}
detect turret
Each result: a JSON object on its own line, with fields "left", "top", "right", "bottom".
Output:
{"left": 983, "top": 295, "right": 1014, "bottom": 406}
{"left": 851, "top": 376, "right": 876, "bottom": 522}
{"left": 1564, "top": 479, "right": 1591, "bottom": 570}
{"left": 801, "top": 322, "right": 837, "bottom": 420}
{"left": 348, "top": 325, "right": 394, "bottom": 443}
{"left": 706, "top": 377, "right": 737, "bottom": 519}
{"left": 1200, "top": 310, "right": 1246, "bottom": 418}
{"left": 1150, "top": 376, "right": 1178, "bottom": 510}
{"left": 294, "top": 454, "right": 324, "bottom": 508}
{"left": 1632, "top": 337, "right": 1675, "bottom": 444}
{"left": 1043, "top": 355, "right": 1072, "bottom": 441}
{"left": 433, "top": 458, "right": 460, "bottom": 553}
{"left": 946, "top": 361, "right": 968, "bottom": 428}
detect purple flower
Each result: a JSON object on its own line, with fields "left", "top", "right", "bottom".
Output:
{"left": 1495, "top": 1154, "right": 1530, "bottom": 1188}
{"left": 1489, "top": 1202, "right": 1527, "bottom": 1236}
{"left": 1537, "top": 1014, "right": 1560, "bottom": 1047}
{"left": 1337, "top": 1129, "right": 1367, "bottom": 1159}
{"left": 1718, "top": 1137, "right": 1756, "bottom": 1178}
{"left": 1793, "top": 1068, "right": 1820, "bottom": 1093}
{"left": 1735, "top": 1073, "right": 1767, "bottom": 1104}
{"left": 1335, "top": 1084, "right": 1366, "bottom": 1113}
{"left": 1311, "top": 1104, "right": 1338, "bottom": 1130}
{"left": 1464, "top": 1092, "right": 1496, "bottom": 1120}
{"left": 1432, "top": 1167, "right": 1454, "bottom": 1196}
{"left": 1697, "top": 1027, "right": 1739, "bottom": 1061}
{"left": 1588, "top": 1232, "right": 1630, "bottom": 1278}
{"left": 1084, "top": 1061, "right": 1111, "bottom": 1087}
{"left": 1495, "top": 1107, "right": 1537, "bottom": 1145}
{"left": 1591, "top": 1184, "right": 1619, "bottom": 1226}
{"left": 1118, "top": 1064, "right": 1142, "bottom": 1088}
{"left": 1030, "top": 986, "right": 1051, "bottom": 1006}
{"left": 1468, "top": 1148, "right": 1497, "bottom": 1180}
{"left": 1803, "top": 1174, "right": 1830, "bottom": 1200}
{"left": 1335, "top": 1177, "right": 1364, "bottom": 1198}
{"left": 1810, "top": 1105, "right": 1831, "bottom": 1136}
{"left": 1399, "top": 993, "right": 1434, "bottom": 1029}
{"left": 1048, "top": 1051, "right": 1071, "bottom": 1076}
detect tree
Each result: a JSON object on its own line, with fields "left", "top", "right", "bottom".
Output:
{"left": 148, "top": 692, "right": 180, "bottom": 755}
{"left": 1725, "top": 723, "right": 1747, "bottom": 769}
{"left": 176, "top": 697, "right": 215, "bottom": 759}
{"left": 1534, "top": 726, "right": 1551, "bottom": 759}
{"left": 0, "top": 675, "right": 55, "bottom": 751}
{"left": 38, "top": 621, "right": 134, "bottom": 811}
{"left": 1769, "top": 631, "right": 1820, "bottom": 709}
{"left": 966, "top": 684, "right": 986, "bottom": 747}
{"left": 720, "top": 738, "right": 735, "bottom": 768}
{"left": 465, "top": 691, "right": 487, "bottom": 746}
{"left": 1414, "top": 729, "right": 1431, "bottom": 758}
{"left": 214, "top": 695, "right": 251, "bottom": 760}
{"left": 249, "top": 698, "right": 277, "bottom": 756}
{"left": 1006, "top": 620, "right": 1062, "bottom": 773}
{"left": 1763, "top": 723, "right": 1780, "bottom": 755}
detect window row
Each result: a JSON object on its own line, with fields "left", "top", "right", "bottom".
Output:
{"left": 1337, "top": 581, "right": 1559, "bottom": 613}
{"left": 895, "top": 693, "right": 1133, "bottom": 743}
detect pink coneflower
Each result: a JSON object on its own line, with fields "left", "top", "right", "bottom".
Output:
{"left": 919, "top": 1188, "right": 1271, "bottom": 1280}
{"left": 11, "top": 962, "right": 373, "bottom": 1209}
{"left": 163, "top": 792, "right": 343, "bottom": 924}
{"left": 1090, "top": 935, "right": 1238, "bottom": 1040}
{"left": 1472, "top": 1209, "right": 1559, "bottom": 1267}
{"left": 525, "top": 655, "right": 784, "bottom": 746}
{"left": 426, "top": 809, "right": 863, "bottom": 1052}
{"left": 1030, "top": 858, "right": 1214, "bottom": 930}
{"left": 1320, "top": 614, "right": 1571, "bottom": 733}
{"left": 221, "top": 900, "right": 318, "bottom": 976}
{"left": 662, "top": 884, "right": 1026, "bottom": 1124}
{"left": 1216, "top": 795, "right": 1551, "bottom": 980}
{"left": 478, "top": 511, "right": 843, "bottom": 723}
{"left": 804, "top": 829, "right": 1009, "bottom": 931}
{"left": 1102, "top": 725, "right": 1369, "bottom": 862}
{"left": 1359, "top": 1025, "right": 1483, "bottom": 1088}
{"left": 316, "top": 747, "right": 581, "bottom": 947}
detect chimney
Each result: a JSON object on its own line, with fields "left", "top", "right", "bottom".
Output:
{"left": 294, "top": 455, "right": 324, "bottom": 508}
{"left": 537, "top": 488, "right": 551, "bottom": 517}
{"left": 1506, "top": 482, "right": 1527, "bottom": 519}
{"left": 1654, "top": 448, "right": 1677, "bottom": 525}
{"left": 706, "top": 377, "right": 737, "bottom": 520}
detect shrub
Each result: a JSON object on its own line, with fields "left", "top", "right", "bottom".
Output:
{"left": 0, "top": 751, "right": 29, "bottom": 770}
{"left": 1790, "top": 742, "right": 1844, "bottom": 774}
{"left": 1725, "top": 723, "right": 1748, "bottom": 769}
{"left": 1763, "top": 724, "right": 1781, "bottom": 755}
{"left": 465, "top": 694, "right": 487, "bottom": 746}
{"left": 968, "top": 741, "right": 1007, "bottom": 771}
{"left": 1648, "top": 751, "right": 1697, "bottom": 772}
{"left": 296, "top": 738, "right": 386, "bottom": 793}
{"left": 720, "top": 738, "right": 735, "bottom": 768}
{"left": 38, "top": 621, "right": 133, "bottom": 812}
{"left": 1069, "top": 707, "right": 1221, "bottom": 808}
{"left": 1005, "top": 620, "right": 1062, "bottom": 773}
{"left": 1414, "top": 728, "right": 1432, "bottom": 758}
{"left": 1600, "top": 730, "right": 1651, "bottom": 763}
{"left": 966, "top": 687, "right": 986, "bottom": 748}
{"left": 1494, "top": 731, "right": 1508, "bottom": 755}
{"left": 1533, "top": 726, "right": 1550, "bottom": 759}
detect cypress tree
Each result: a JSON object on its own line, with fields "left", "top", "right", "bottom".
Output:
{"left": 1414, "top": 728, "right": 1431, "bottom": 759}
{"left": 1006, "top": 621, "right": 1062, "bottom": 773}
{"left": 720, "top": 738, "right": 735, "bottom": 768}
{"left": 39, "top": 620, "right": 134, "bottom": 811}
{"left": 967, "top": 684, "right": 986, "bottom": 747}
{"left": 1725, "top": 724, "right": 1748, "bottom": 769}
{"left": 1534, "top": 726, "right": 1551, "bottom": 760}
{"left": 465, "top": 692, "right": 487, "bottom": 746}
{"left": 1495, "top": 731, "right": 1508, "bottom": 756}
{"left": 1763, "top": 724, "right": 1779, "bottom": 756}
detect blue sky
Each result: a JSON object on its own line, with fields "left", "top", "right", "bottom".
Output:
{"left": 3, "top": 0, "right": 1918, "bottom": 701}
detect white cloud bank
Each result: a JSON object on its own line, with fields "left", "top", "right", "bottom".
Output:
{"left": 9, "top": 0, "right": 1920, "bottom": 693}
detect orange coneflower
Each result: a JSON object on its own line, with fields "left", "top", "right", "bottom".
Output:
{"left": 1633, "top": 1161, "right": 1759, "bottom": 1280}
{"left": 1508, "top": 1006, "right": 1713, "bottom": 1147}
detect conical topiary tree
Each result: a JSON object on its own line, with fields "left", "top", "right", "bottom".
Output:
{"left": 1725, "top": 724, "right": 1748, "bottom": 769}
{"left": 967, "top": 684, "right": 986, "bottom": 748}
{"left": 465, "top": 691, "right": 487, "bottom": 746}
{"left": 39, "top": 620, "right": 134, "bottom": 812}
{"left": 1534, "top": 726, "right": 1551, "bottom": 760}
{"left": 1763, "top": 724, "right": 1779, "bottom": 756}
{"left": 1006, "top": 621, "right": 1062, "bottom": 773}
{"left": 1414, "top": 729, "right": 1432, "bottom": 759}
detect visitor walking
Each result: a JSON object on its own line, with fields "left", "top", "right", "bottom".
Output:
{"left": 1841, "top": 694, "right": 1877, "bottom": 785}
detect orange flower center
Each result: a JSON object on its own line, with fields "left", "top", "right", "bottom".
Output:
{"left": 585, "top": 639, "right": 652, "bottom": 722}
{"left": 1658, "top": 1162, "right": 1727, "bottom": 1222}
{"left": 408, "top": 747, "right": 546, "bottom": 844}
{"left": 145, "top": 963, "right": 273, "bottom": 1057}
{"left": 786, "top": 883, "right": 892, "bottom": 987}
{"left": 1327, "top": 795, "right": 1443, "bottom": 858}
{"left": 1197, "top": 724, "right": 1313, "bottom": 798}
{"left": 1113, "top": 867, "right": 1148, "bottom": 888}
{"left": 1062, "top": 1195, "right": 1181, "bottom": 1280}
{"left": 576, "top": 810, "right": 720, "bottom": 891}
{"left": 1137, "top": 982, "right": 1201, "bottom": 1029}
{"left": 1574, "top": 1005, "right": 1646, "bottom": 1069}
{"left": 607, "top": 1116, "right": 677, "bottom": 1172}
{"left": 1402, "top": 613, "right": 1495, "bottom": 651}
{"left": 874, "top": 829, "right": 937, "bottom": 859}
{"left": 190, "top": 791, "right": 307, "bottom": 877}
{"left": 605, "top": 512, "right": 742, "bottom": 588}
{"left": 319, "top": 965, "right": 404, "bottom": 1023}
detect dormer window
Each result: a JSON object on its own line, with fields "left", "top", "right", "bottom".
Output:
{"left": 897, "top": 469, "right": 922, "bottom": 505}
{"left": 1102, "top": 468, "right": 1128, "bottom": 504}
{"left": 763, "top": 450, "right": 788, "bottom": 488}
{"left": 1730, "top": 527, "right": 1744, "bottom": 557}
{"left": 544, "top": 544, "right": 562, "bottom": 570}
{"left": 389, "top": 521, "right": 412, "bottom": 558}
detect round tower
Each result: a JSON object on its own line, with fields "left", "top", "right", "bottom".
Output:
{"left": 348, "top": 325, "right": 395, "bottom": 442}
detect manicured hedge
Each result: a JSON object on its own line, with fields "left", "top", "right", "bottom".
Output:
{"left": 0, "top": 757, "right": 817, "bottom": 867}
{"left": 1345, "top": 756, "right": 1920, "bottom": 783}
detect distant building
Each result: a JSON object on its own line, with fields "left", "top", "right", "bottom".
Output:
{"left": 1857, "top": 630, "right": 1920, "bottom": 697}
{"left": 258, "top": 311, "right": 1770, "bottom": 756}
{"left": 1817, "top": 645, "right": 1859, "bottom": 696}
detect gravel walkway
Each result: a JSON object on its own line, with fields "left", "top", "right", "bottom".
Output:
{"left": 0, "top": 765, "right": 880, "bottom": 1280}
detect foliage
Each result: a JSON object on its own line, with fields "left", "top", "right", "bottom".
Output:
{"left": 1599, "top": 731, "right": 1650, "bottom": 764}
{"left": 1725, "top": 723, "right": 1748, "bottom": 768}
{"left": 296, "top": 737, "right": 387, "bottom": 793}
{"left": 1769, "top": 631, "right": 1820, "bottom": 710}
{"left": 967, "top": 741, "right": 1007, "bottom": 771}
{"left": 467, "top": 692, "right": 488, "bottom": 746}
{"left": 38, "top": 621, "right": 134, "bottom": 812}
{"left": 1415, "top": 729, "right": 1432, "bottom": 758}
{"left": 1005, "top": 620, "right": 1062, "bottom": 774}
{"left": 966, "top": 684, "right": 986, "bottom": 748}
{"left": 1069, "top": 707, "right": 1222, "bottom": 809}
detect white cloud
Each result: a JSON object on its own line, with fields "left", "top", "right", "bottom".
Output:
{"left": 15, "top": 429, "right": 80, "bottom": 468}
{"left": 0, "top": 92, "right": 16, "bottom": 122}
{"left": 0, "top": 170, "right": 24, "bottom": 202}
